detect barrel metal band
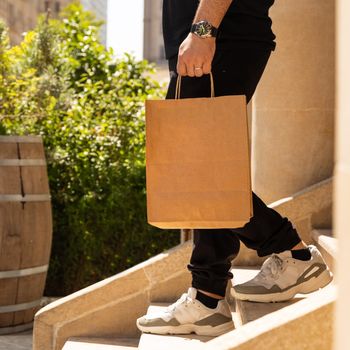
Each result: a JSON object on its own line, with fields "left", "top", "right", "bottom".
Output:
{"left": 0, "top": 136, "right": 42, "bottom": 143}
{"left": 0, "top": 159, "right": 46, "bottom": 166}
{"left": 0, "top": 194, "right": 51, "bottom": 202}
{"left": 0, "top": 321, "right": 34, "bottom": 335}
{"left": 0, "top": 299, "right": 42, "bottom": 313}
{"left": 0, "top": 264, "right": 48, "bottom": 279}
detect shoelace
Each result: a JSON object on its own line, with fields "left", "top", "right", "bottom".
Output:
{"left": 259, "top": 254, "right": 284, "bottom": 279}
{"left": 166, "top": 292, "right": 193, "bottom": 313}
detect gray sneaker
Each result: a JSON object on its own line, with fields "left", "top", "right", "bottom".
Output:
{"left": 232, "top": 245, "right": 333, "bottom": 303}
{"left": 136, "top": 287, "right": 234, "bottom": 336}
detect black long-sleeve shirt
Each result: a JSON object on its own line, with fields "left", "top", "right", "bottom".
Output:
{"left": 162, "top": 0, "right": 276, "bottom": 59}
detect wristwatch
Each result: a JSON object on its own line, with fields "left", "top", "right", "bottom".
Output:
{"left": 191, "top": 20, "right": 218, "bottom": 38}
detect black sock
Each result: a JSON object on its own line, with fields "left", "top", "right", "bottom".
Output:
{"left": 291, "top": 248, "right": 312, "bottom": 261}
{"left": 196, "top": 290, "right": 220, "bottom": 309}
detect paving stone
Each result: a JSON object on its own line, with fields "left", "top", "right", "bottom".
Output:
{"left": 0, "top": 329, "right": 32, "bottom": 350}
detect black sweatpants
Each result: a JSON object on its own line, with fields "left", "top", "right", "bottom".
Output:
{"left": 166, "top": 46, "right": 302, "bottom": 297}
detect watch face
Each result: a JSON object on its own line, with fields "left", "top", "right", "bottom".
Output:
{"left": 195, "top": 21, "right": 212, "bottom": 37}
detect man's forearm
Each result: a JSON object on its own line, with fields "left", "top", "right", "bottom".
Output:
{"left": 176, "top": 0, "right": 233, "bottom": 76}
{"left": 193, "top": 0, "right": 233, "bottom": 28}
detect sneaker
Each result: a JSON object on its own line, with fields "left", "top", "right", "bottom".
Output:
{"left": 136, "top": 287, "right": 234, "bottom": 336}
{"left": 232, "top": 245, "right": 333, "bottom": 303}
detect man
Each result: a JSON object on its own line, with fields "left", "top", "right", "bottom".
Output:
{"left": 136, "top": 0, "right": 333, "bottom": 337}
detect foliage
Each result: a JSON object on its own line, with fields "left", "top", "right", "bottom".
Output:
{"left": 0, "top": 4, "right": 178, "bottom": 295}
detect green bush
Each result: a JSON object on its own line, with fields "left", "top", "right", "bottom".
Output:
{"left": 0, "top": 4, "right": 179, "bottom": 295}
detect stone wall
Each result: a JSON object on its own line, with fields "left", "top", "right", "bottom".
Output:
{"left": 252, "top": 0, "right": 335, "bottom": 204}
{"left": 334, "top": 0, "right": 350, "bottom": 348}
{"left": 0, "top": 0, "right": 74, "bottom": 45}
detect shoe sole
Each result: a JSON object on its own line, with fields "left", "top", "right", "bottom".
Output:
{"left": 232, "top": 269, "right": 333, "bottom": 303}
{"left": 136, "top": 320, "right": 234, "bottom": 336}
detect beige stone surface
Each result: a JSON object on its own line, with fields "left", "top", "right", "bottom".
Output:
{"left": 238, "top": 287, "right": 334, "bottom": 327}
{"left": 311, "top": 205, "right": 333, "bottom": 229}
{"left": 62, "top": 337, "right": 138, "bottom": 349}
{"left": 252, "top": 0, "right": 335, "bottom": 204}
{"left": 334, "top": 0, "right": 350, "bottom": 349}
{"left": 149, "top": 271, "right": 191, "bottom": 303}
{"left": 0, "top": 0, "right": 72, "bottom": 45}
{"left": 63, "top": 341, "right": 136, "bottom": 350}
{"left": 54, "top": 291, "right": 148, "bottom": 348}
{"left": 234, "top": 178, "right": 332, "bottom": 266}
{"left": 269, "top": 178, "right": 332, "bottom": 223}
{"left": 139, "top": 333, "right": 209, "bottom": 350}
{"left": 0, "top": 329, "right": 32, "bottom": 350}
{"left": 334, "top": 171, "right": 350, "bottom": 350}
{"left": 230, "top": 267, "right": 302, "bottom": 325}
{"left": 52, "top": 295, "right": 147, "bottom": 350}
{"left": 312, "top": 230, "right": 335, "bottom": 256}
{"left": 138, "top": 304, "right": 212, "bottom": 350}
{"left": 312, "top": 229, "right": 336, "bottom": 270}
{"left": 32, "top": 178, "right": 332, "bottom": 350}
{"left": 35, "top": 267, "right": 149, "bottom": 325}
{"left": 206, "top": 285, "right": 336, "bottom": 350}
{"left": 253, "top": 110, "right": 334, "bottom": 200}
{"left": 236, "top": 298, "right": 300, "bottom": 326}
{"left": 143, "top": 243, "right": 191, "bottom": 283}
{"left": 32, "top": 320, "right": 53, "bottom": 350}
{"left": 231, "top": 267, "right": 259, "bottom": 286}
{"left": 33, "top": 241, "right": 193, "bottom": 350}
{"left": 233, "top": 245, "right": 265, "bottom": 267}
{"left": 68, "top": 337, "right": 138, "bottom": 346}
{"left": 144, "top": 241, "right": 192, "bottom": 302}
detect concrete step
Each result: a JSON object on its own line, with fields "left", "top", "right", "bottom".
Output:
{"left": 230, "top": 267, "right": 302, "bottom": 325}
{"left": 206, "top": 284, "right": 336, "bottom": 350}
{"left": 230, "top": 266, "right": 334, "bottom": 325}
{"left": 34, "top": 180, "right": 332, "bottom": 350}
{"left": 312, "top": 229, "right": 336, "bottom": 270}
{"left": 62, "top": 337, "right": 139, "bottom": 350}
{"left": 138, "top": 303, "right": 214, "bottom": 350}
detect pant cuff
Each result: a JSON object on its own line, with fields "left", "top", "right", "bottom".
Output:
{"left": 257, "top": 230, "right": 302, "bottom": 257}
{"left": 191, "top": 275, "right": 232, "bottom": 297}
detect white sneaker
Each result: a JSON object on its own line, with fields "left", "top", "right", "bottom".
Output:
{"left": 232, "top": 245, "right": 333, "bottom": 303}
{"left": 136, "top": 287, "right": 234, "bottom": 336}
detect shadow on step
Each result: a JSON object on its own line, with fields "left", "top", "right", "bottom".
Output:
{"left": 236, "top": 287, "right": 333, "bottom": 325}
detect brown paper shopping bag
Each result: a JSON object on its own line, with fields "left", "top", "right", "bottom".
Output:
{"left": 146, "top": 73, "right": 253, "bottom": 229}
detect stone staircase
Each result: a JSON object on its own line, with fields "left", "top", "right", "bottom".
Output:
{"left": 34, "top": 178, "right": 335, "bottom": 350}
{"left": 62, "top": 337, "right": 138, "bottom": 349}
{"left": 312, "top": 229, "right": 337, "bottom": 270}
{"left": 60, "top": 230, "right": 336, "bottom": 350}
{"left": 137, "top": 305, "right": 213, "bottom": 350}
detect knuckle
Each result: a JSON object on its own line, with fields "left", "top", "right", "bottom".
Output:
{"left": 178, "top": 53, "right": 185, "bottom": 61}
{"left": 177, "top": 67, "right": 185, "bottom": 75}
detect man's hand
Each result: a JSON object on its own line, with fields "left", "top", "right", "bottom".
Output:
{"left": 176, "top": 0, "right": 233, "bottom": 77}
{"left": 177, "top": 33, "right": 216, "bottom": 77}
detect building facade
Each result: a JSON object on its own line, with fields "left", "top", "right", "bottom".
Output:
{"left": 143, "top": 0, "right": 165, "bottom": 63}
{"left": 80, "top": 0, "right": 108, "bottom": 46}
{"left": 0, "top": 0, "right": 71, "bottom": 45}
{"left": 0, "top": 0, "right": 107, "bottom": 46}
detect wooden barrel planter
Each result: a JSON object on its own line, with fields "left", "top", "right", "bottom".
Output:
{"left": 0, "top": 136, "right": 52, "bottom": 334}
